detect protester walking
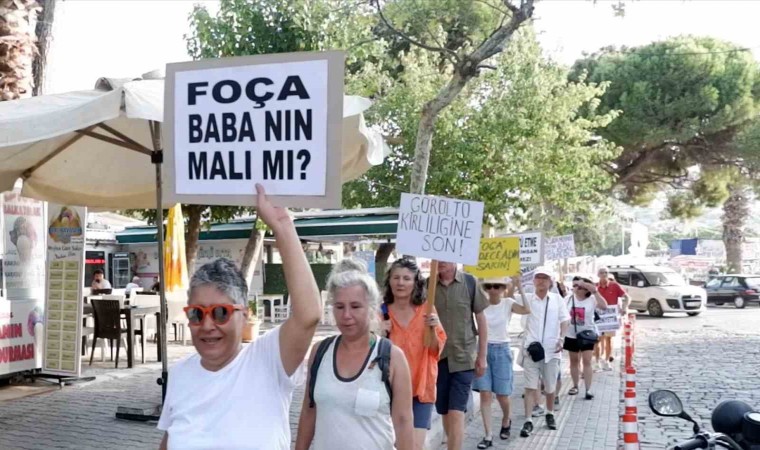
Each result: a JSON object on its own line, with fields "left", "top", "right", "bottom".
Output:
{"left": 380, "top": 258, "right": 446, "bottom": 450}
{"left": 158, "top": 184, "right": 322, "bottom": 450}
{"left": 519, "top": 267, "right": 570, "bottom": 438}
{"left": 473, "top": 277, "right": 531, "bottom": 448}
{"left": 564, "top": 276, "right": 608, "bottom": 400}
{"left": 595, "top": 267, "right": 630, "bottom": 370}
{"left": 295, "top": 259, "right": 414, "bottom": 450}
{"left": 434, "top": 262, "right": 489, "bottom": 450}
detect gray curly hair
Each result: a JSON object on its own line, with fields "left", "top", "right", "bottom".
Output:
{"left": 326, "top": 259, "right": 381, "bottom": 329}
{"left": 188, "top": 258, "right": 248, "bottom": 305}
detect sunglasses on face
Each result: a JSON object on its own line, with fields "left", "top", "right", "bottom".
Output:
{"left": 483, "top": 284, "right": 506, "bottom": 290}
{"left": 184, "top": 304, "right": 245, "bottom": 326}
{"left": 573, "top": 284, "right": 587, "bottom": 290}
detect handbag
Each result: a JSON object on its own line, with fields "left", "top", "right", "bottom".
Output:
{"left": 572, "top": 294, "right": 599, "bottom": 348}
{"left": 526, "top": 298, "right": 550, "bottom": 362}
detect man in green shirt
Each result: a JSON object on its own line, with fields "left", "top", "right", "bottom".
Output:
{"left": 434, "top": 262, "right": 489, "bottom": 450}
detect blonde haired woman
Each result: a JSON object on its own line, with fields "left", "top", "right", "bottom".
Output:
{"left": 295, "top": 260, "right": 414, "bottom": 450}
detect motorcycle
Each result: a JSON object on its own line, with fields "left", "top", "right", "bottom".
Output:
{"left": 649, "top": 390, "right": 760, "bottom": 450}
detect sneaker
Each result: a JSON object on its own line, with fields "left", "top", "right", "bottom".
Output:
{"left": 585, "top": 392, "right": 595, "bottom": 400}
{"left": 603, "top": 361, "right": 613, "bottom": 371}
{"left": 520, "top": 421, "right": 534, "bottom": 438}
{"left": 532, "top": 405, "right": 545, "bottom": 417}
{"left": 546, "top": 413, "right": 557, "bottom": 430}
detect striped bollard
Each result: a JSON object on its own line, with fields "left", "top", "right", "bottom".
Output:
{"left": 625, "top": 367, "right": 636, "bottom": 390}
{"left": 622, "top": 414, "right": 640, "bottom": 449}
{"left": 624, "top": 389, "right": 637, "bottom": 415}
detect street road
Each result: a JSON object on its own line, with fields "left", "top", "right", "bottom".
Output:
{"left": 634, "top": 305, "right": 760, "bottom": 449}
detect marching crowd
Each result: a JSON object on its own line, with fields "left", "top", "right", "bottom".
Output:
{"left": 155, "top": 186, "right": 629, "bottom": 450}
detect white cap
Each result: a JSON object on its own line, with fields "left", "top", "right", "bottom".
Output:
{"left": 533, "top": 266, "right": 554, "bottom": 280}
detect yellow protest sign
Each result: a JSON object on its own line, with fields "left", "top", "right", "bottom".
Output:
{"left": 464, "top": 237, "right": 521, "bottom": 278}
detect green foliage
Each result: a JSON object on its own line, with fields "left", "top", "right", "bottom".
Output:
{"left": 263, "top": 263, "right": 333, "bottom": 293}
{"left": 344, "top": 28, "right": 620, "bottom": 229}
{"left": 126, "top": 206, "right": 247, "bottom": 229}
{"left": 573, "top": 36, "right": 760, "bottom": 150}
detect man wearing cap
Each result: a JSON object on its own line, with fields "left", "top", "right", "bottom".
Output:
{"left": 519, "top": 267, "right": 570, "bottom": 437}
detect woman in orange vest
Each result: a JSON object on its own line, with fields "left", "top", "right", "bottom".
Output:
{"left": 380, "top": 258, "right": 447, "bottom": 450}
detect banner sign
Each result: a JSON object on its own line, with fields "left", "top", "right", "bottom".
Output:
{"left": 396, "top": 193, "right": 484, "bottom": 266}
{"left": 2, "top": 192, "right": 45, "bottom": 300}
{"left": 595, "top": 305, "right": 620, "bottom": 333}
{"left": 43, "top": 204, "right": 86, "bottom": 376}
{"left": 164, "top": 51, "right": 345, "bottom": 209}
{"left": 0, "top": 299, "right": 45, "bottom": 375}
{"left": 465, "top": 237, "right": 520, "bottom": 278}
{"left": 545, "top": 234, "right": 576, "bottom": 261}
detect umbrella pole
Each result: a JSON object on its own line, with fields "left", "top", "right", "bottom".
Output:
{"left": 151, "top": 121, "right": 169, "bottom": 403}
{"left": 114, "top": 121, "right": 168, "bottom": 423}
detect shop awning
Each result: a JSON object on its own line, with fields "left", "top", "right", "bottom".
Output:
{"left": 116, "top": 209, "right": 399, "bottom": 243}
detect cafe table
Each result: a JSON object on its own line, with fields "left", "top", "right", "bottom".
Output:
{"left": 83, "top": 303, "right": 162, "bottom": 368}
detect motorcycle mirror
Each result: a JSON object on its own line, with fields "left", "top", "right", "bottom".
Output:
{"left": 649, "top": 390, "right": 684, "bottom": 417}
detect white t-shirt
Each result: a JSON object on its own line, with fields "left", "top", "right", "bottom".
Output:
{"left": 157, "top": 326, "right": 305, "bottom": 450}
{"left": 483, "top": 298, "right": 515, "bottom": 343}
{"left": 91, "top": 279, "right": 112, "bottom": 290}
{"left": 523, "top": 292, "right": 570, "bottom": 361}
{"left": 565, "top": 294, "right": 599, "bottom": 338}
{"left": 125, "top": 282, "right": 140, "bottom": 294}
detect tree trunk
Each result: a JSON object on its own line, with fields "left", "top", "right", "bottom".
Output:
{"left": 240, "top": 218, "right": 265, "bottom": 289}
{"left": 722, "top": 184, "right": 748, "bottom": 273}
{"left": 406, "top": 2, "right": 535, "bottom": 195}
{"left": 0, "top": 0, "right": 41, "bottom": 100}
{"left": 374, "top": 243, "right": 395, "bottom": 283}
{"left": 184, "top": 205, "right": 204, "bottom": 276}
{"left": 409, "top": 72, "right": 469, "bottom": 195}
{"left": 32, "top": 0, "right": 55, "bottom": 96}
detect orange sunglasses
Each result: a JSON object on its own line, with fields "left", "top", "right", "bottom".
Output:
{"left": 183, "top": 304, "right": 245, "bottom": 326}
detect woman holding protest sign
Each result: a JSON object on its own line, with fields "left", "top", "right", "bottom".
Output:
{"left": 564, "top": 276, "right": 608, "bottom": 400}
{"left": 295, "top": 259, "right": 414, "bottom": 450}
{"left": 157, "top": 184, "right": 322, "bottom": 450}
{"left": 473, "top": 277, "right": 531, "bottom": 448}
{"left": 378, "top": 258, "right": 447, "bottom": 450}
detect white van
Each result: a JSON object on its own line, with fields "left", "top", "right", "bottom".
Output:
{"left": 607, "top": 265, "right": 707, "bottom": 317}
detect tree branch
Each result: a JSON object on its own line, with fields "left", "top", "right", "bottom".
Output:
{"left": 373, "top": 0, "right": 459, "bottom": 62}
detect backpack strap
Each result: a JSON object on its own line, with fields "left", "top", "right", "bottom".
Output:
{"left": 308, "top": 335, "right": 337, "bottom": 408}
{"left": 372, "top": 336, "right": 394, "bottom": 408}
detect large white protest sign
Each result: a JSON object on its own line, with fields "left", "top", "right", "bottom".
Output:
{"left": 396, "top": 194, "right": 484, "bottom": 266}
{"left": 164, "top": 51, "right": 345, "bottom": 208}
{"left": 545, "top": 234, "right": 576, "bottom": 261}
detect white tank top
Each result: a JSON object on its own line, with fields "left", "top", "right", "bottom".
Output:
{"left": 313, "top": 337, "right": 395, "bottom": 450}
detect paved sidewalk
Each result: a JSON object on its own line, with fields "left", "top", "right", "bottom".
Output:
{"left": 443, "top": 348, "right": 621, "bottom": 450}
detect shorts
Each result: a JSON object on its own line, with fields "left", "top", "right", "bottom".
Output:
{"left": 412, "top": 398, "right": 434, "bottom": 429}
{"left": 435, "top": 359, "right": 474, "bottom": 415}
{"left": 522, "top": 356, "right": 560, "bottom": 393}
{"left": 563, "top": 337, "right": 595, "bottom": 353}
{"left": 602, "top": 331, "right": 616, "bottom": 337}
{"left": 472, "top": 342, "right": 514, "bottom": 396}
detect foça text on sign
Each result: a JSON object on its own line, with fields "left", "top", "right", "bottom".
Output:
{"left": 164, "top": 52, "right": 344, "bottom": 208}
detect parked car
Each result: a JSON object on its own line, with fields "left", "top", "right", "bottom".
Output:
{"left": 704, "top": 274, "right": 760, "bottom": 309}
{"left": 607, "top": 265, "right": 707, "bottom": 317}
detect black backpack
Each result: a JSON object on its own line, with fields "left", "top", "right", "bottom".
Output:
{"left": 308, "top": 335, "right": 393, "bottom": 408}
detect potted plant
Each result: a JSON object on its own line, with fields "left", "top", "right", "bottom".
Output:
{"left": 242, "top": 300, "right": 260, "bottom": 343}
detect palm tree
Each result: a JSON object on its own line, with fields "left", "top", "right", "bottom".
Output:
{"left": 0, "top": 0, "right": 41, "bottom": 101}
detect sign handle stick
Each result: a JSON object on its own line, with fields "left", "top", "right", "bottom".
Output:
{"left": 424, "top": 260, "right": 439, "bottom": 348}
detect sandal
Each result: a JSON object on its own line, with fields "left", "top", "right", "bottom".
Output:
{"left": 500, "top": 422, "right": 511, "bottom": 440}
{"left": 477, "top": 437, "right": 493, "bottom": 449}
{"left": 568, "top": 387, "right": 579, "bottom": 395}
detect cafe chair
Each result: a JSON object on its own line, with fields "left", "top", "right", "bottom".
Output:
{"left": 89, "top": 299, "right": 144, "bottom": 368}
{"left": 166, "top": 294, "right": 189, "bottom": 346}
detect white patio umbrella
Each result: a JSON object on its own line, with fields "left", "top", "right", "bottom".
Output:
{"left": 0, "top": 72, "right": 389, "bottom": 404}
